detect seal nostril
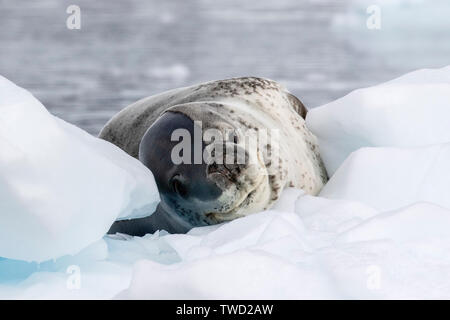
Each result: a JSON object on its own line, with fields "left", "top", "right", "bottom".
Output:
{"left": 171, "top": 175, "right": 188, "bottom": 198}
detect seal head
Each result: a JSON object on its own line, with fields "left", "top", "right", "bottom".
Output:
{"left": 139, "top": 105, "right": 271, "bottom": 228}
{"left": 100, "top": 77, "right": 328, "bottom": 234}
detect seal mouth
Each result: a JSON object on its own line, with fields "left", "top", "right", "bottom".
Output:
{"left": 203, "top": 145, "right": 268, "bottom": 223}
{"left": 204, "top": 173, "right": 265, "bottom": 222}
{"left": 205, "top": 191, "right": 255, "bottom": 222}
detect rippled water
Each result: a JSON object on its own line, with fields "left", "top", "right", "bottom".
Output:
{"left": 1, "top": 0, "right": 449, "bottom": 134}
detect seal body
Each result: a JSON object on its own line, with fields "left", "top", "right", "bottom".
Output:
{"left": 100, "top": 77, "right": 327, "bottom": 234}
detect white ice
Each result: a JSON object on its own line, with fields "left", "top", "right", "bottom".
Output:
{"left": 1, "top": 66, "right": 450, "bottom": 299}
{"left": 0, "top": 76, "right": 159, "bottom": 262}
{"left": 306, "top": 66, "right": 450, "bottom": 175}
{"left": 320, "top": 144, "right": 450, "bottom": 211}
{"left": 3, "top": 192, "right": 450, "bottom": 299}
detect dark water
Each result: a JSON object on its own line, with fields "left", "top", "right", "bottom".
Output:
{"left": 1, "top": 0, "right": 449, "bottom": 134}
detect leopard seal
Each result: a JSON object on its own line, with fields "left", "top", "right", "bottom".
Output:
{"left": 100, "top": 77, "right": 328, "bottom": 234}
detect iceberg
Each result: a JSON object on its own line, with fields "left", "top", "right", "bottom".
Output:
{"left": 118, "top": 197, "right": 450, "bottom": 300}
{"left": 0, "top": 76, "right": 159, "bottom": 262}
{"left": 320, "top": 144, "right": 450, "bottom": 211}
{"left": 306, "top": 66, "right": 450, "bottom": 175}
{"left": 1, "top": 66, "right": 450, "bottom": 299}
{"left": 2, "top": 192, "right": 450, "bottom": 299}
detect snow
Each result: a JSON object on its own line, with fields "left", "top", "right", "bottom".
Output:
{"left": 320, "top": 144, "right": 450, "bottom": 211}
{"left": 0, "top": 76, "right": 159, "bottom": 262}
{"left": 1, "top": 65, "right": 450, "bottom": 299}
{"left": 306, "top": 66, "right": 450, "bottom": 175}
{"left": 3, "top": 194, "right": 450, "bottom": 299}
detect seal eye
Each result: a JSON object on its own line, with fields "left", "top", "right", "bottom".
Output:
{"left": 171, "top": 175, "right": 188, "bottom": 198}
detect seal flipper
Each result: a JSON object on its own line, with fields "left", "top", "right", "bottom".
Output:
{"left": 107, "top": 203, "right": 191, "bottom": 236}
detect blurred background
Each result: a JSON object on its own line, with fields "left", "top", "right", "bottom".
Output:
{"left": 1, "top": 0, "right": 449, "bottom": 134}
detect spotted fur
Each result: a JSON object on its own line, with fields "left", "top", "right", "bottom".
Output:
{"left": 100, "top": 77, "right": 328, "bottom": 219}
